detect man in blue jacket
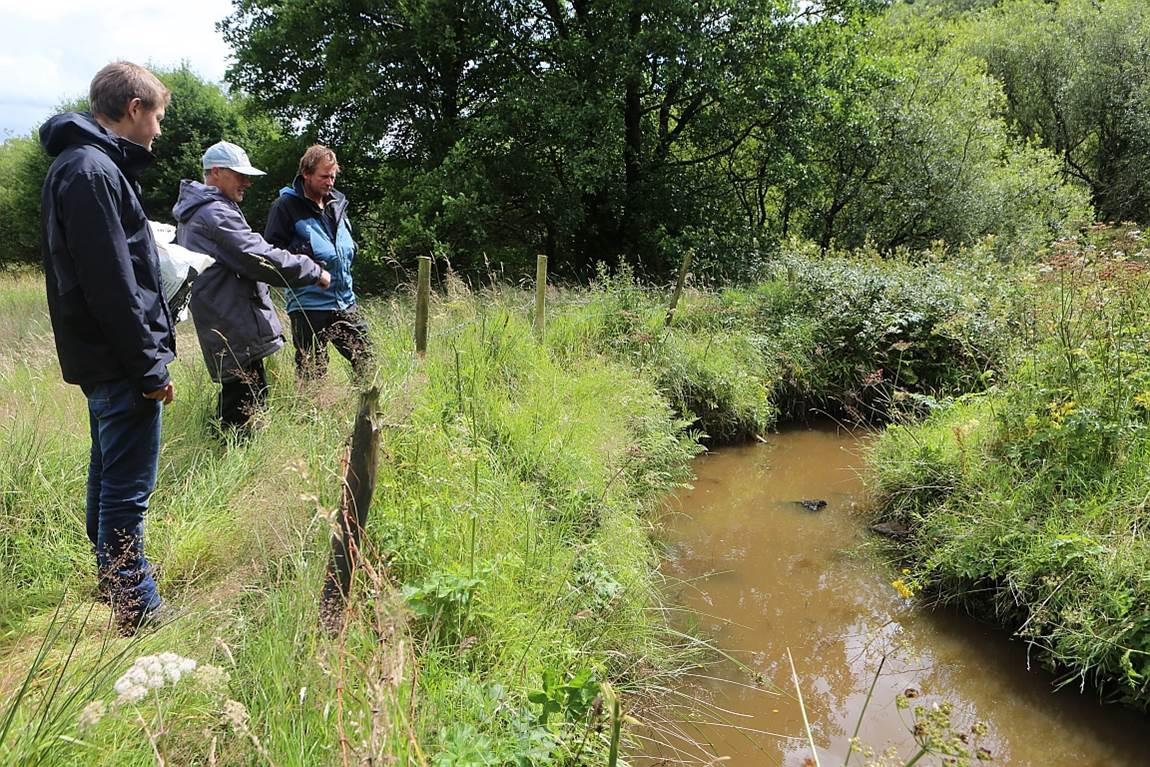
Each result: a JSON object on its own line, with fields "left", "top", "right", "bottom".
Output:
{"left": 174, "top": 141, "right": 331, "bottom": 434}
{"left": 40, "top": 62, "right": 174, "bottom": 634}
{"left": 265, "top": 145, "right": 374, "bottom": 381}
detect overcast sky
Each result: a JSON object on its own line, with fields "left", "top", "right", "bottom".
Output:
{"left": 0, "top": 0, "right": 236, "bottom": 138}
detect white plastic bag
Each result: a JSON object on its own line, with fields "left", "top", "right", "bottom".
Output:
{"left": 150, "top": 221, "right": 214, "bottom": 322}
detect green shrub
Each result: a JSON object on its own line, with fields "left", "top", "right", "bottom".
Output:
{"left": 748, "top": 242, "right": 1015, "bottom": 421}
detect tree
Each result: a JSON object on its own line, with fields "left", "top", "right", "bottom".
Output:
{"left": 966, "top": 0, "right": 1150, "bottom": 222}
{"left": 741, "top": 3, "right": 1090, "bottom": 256}
{"left": 0, "top": 134, "right": 51, "bottom": 266}
{"left": 223, "top": 0, "right": 877, "bottom": 279}
{"left": 221, "top": 0, "right": 1091, "bottom": 278}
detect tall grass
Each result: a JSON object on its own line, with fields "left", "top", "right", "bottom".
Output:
{"left": 0, "top": 269, "right": 53, "bottom": 370}
{"left": 0, "top": 245, "right": 1023, "bottom": 764}
{"left": 0, "top": 277, "right": 710, "bottom": 765}
{"left": 869, "top": 227, "right": 1150, "bottom": 708}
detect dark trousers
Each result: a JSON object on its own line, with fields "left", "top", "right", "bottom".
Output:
{"left": 84, "top": 379, "right": 162, "bottom": 623}
{"left": 217, "top": 359, "right": 269, "bottom": 432}
{"left": 289, "top": 308, "right": 374, "bottom": 380}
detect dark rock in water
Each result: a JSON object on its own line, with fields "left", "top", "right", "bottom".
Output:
{"left": 795, "top": 499, "right": 827, "bottom": 512}
{"left": 870, "top": 520, "right": 911, "bottom": 540}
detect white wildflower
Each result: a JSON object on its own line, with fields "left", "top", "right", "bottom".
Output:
{"left": 114, "top": 680, "right": 147, "bottom": 705}
{"left": 222, "top": 699, "right": 250, "bottom": 730}
{"left": 192, "top": 663, "right": 230, "bottom": 689}
{"left": 113, "top": 652, "right": 198, "bottom": 705}
{"left": 78, "top": 700, "right": 106, "bottom": 730}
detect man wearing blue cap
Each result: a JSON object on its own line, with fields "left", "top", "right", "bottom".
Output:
{"left": 173, "top": 141, "right": 331, "bottom": 434}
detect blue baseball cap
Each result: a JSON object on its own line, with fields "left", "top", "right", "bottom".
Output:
{"left": 201, "top": 141, "right": 266, "bottom": 176}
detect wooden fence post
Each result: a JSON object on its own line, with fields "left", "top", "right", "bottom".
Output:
{"left": 320, "top": 387, "right": 382, "bottom": 632}
{"left": 665, "top": 248, "right": 695, "bottom": 326}
{"left": 534, "top": 254, "right": 548, "bottom": 339}
{"left": 415, "top": 255, "right": 431, "bottom": 356}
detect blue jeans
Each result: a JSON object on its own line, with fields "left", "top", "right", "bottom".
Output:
{"left": 83, "top": 379, "right": 162, "bottom": 620}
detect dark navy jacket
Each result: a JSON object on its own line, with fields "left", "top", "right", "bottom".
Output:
{"left": 40, "top": 112, "right": 175, "bottom": 394}
{"left": 264, "top": 177, "right": 358, "bottom": 313}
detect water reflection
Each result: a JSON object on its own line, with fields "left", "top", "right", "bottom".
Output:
{"left": 644, "top": 427, "right": 1147, "bottom": 766}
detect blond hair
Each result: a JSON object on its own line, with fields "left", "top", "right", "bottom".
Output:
{"left": 89, "top": 62, "right": 171, "bottom": 121}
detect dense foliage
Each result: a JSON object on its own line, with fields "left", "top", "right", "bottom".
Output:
{"left": 219, "top": 0, "right": 1090, "bottom": 281}
{"left": 737, "top": 241, "right": 1017, "bottom": 420}
{"left": 0, "top": 136, "right": 46, "bottom": 264}
{"left": 221, "top": 0, "right": 836, "bottom": 279}
{"left": 963, "top": 0, "right": 1150, "bottom": 223}
{"left": 1, "top": 1, "right": 1122, "bottom": 276}
{"left": 870, "top": 226, "right": 1150, "bottom": 708}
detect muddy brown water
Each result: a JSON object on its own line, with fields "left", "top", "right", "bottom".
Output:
{"left": 644, "top": 427, "right": 1147, "bottom": 766}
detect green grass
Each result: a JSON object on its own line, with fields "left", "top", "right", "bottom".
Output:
{"left": 868, "top": 229, "right": 1150, "bottom": 708}
{"left": 0, "top": 269, "right": 52, "bottom": 370}
{"left": 0, "top": 246, "right": 1034, "bottom": 764}
{"left": 0, "top": 278, "right": 710, "bottom": 765}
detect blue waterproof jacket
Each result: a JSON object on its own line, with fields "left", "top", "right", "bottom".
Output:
{"left": 39, "top": 112, "right": 175, "bottom": 394}
{"left": 264, "top": 177, "right": 358, "bottom": 313}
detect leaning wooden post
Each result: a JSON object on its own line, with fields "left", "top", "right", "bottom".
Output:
{"left": 665, "top": 248, "right": 694, "bottom": 326}
{"left": 534, "top": 254, "right": 548, "bottom": 339}
{"left": 415, "top": 255, "right": 431, "bottom": 356}
{"left": 320, "top": 386, "right": 382, "bottom": 632}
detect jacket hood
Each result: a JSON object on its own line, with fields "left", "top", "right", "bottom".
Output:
{"left": 172, "top": 179, "right": 235, "bottom": 223}
{"left": 39, "top": 111, "right": 154, "bottom": 180}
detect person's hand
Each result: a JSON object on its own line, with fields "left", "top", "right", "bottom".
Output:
{"left": 317, "top": 270, "right": 332, "bottom": 289}
{"left": 144, "top": 382, "right": 175, "bottom": 405}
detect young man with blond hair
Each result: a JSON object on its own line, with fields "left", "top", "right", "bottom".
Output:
{"left": 265, "top": 145, "right": 374, "bottom": 381}
{"left": 40, "top": 61, "right": 174, "bottom": 634}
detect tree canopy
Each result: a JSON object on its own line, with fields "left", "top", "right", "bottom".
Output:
{"left": 964, "top": 0, "right": 1150, "bottom": 222}
{"left": 0, "top": 1, "right": 1125, "bottom": 277}
{"left": 221, "top": 0, "right": 1091, "bottom": 280}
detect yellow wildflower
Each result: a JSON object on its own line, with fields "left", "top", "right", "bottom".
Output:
{"left": 1048, "top": 399, "right": 1076, "bottom": 426}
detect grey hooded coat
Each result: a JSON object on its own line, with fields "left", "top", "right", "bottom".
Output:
{"left": 173, "top": 180, "right": 323, "bottom": 383}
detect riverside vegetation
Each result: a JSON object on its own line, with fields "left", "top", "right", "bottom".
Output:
{"left": 870, "top": 224, "right": 1150, "bottom": 711}
{"left": 0, "top": 239, "right": 1029, "bottom": 765}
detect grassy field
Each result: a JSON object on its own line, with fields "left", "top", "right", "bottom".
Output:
{"left": 0, "top": 250, "right": 1030, "bottom": 765}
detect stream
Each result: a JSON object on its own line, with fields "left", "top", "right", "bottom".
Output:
{"left": 642, "top": 426, "right": 1147, "bottom": 766}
